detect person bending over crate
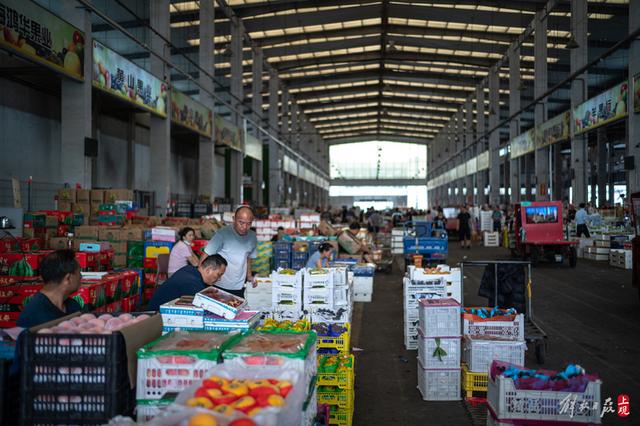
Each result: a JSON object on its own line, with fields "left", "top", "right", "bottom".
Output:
{"left": 146, "top": 254, "right": 227, "bottom": 311}
{"left": 17, "top": 249, "right": 83, "bottom": 328}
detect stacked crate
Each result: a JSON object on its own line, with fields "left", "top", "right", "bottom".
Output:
{"left": 253, "top": 241, "right": 273, "bottom": 276}
{"left": 273, "top": 241, "right": 292, "bottom": 270}
{"left": 244, "top": 276, "right": 273, "bottom": 311}
{"left": 461, "top": 308, "right": 525, "bottom": 400}
{"left": 272, "top": 269, "right": 304, "bottom": 314}
{"left": 416, "top": 298, "right": 461, "bottom": 401}
{"left": 403, "top": 266, "right": 461, "bottom": 350}
{"left": 352, "top": 263, "right": 375, "bottom": 302}
{"left": 391, "top": 228, "right": 404, "bottom": 255}
{"left": 303, "top": 268, "right": 334, "bottom": 311}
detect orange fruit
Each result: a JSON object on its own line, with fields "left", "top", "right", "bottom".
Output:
{"left": 188, "top": 413, "right": 218, "bottom": 426}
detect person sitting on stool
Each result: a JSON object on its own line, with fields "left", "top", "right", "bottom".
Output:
{"left": 575, "top": 202, "right": 590, "bottom": 238}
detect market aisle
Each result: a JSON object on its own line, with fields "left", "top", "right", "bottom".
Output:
{"left": 352, "top": 243, "right": 640, "bottom": 426}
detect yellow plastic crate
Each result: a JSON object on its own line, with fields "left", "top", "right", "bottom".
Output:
{"left": 329, "top": 406, "right": 354, "bottom": 426}
{"left": 461, "top": 362, "right": 488, "bottom": 398}
{"left": 316, "top": 323, "right": 350, "bottom": 353}
{"left": 317, "top": 354, "right": 355, "bottom": 390}
{"left": 318, "top": 388, "right": 354, "bottom": 409}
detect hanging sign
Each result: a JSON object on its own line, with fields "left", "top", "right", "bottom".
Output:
{"left": 245, "top": 133, "right": 263, "bottom": 161}
{"left": 573, "top": 81, "right": 628, "bottom": 135}
{"left": 0, "top": 0, "right": 85, "bottom": 80}
{"left": 92, "top": 40, "right": 168, "bottom": 117}
{"left": 535, "top": 111, "right": 570, "bottom": 149}
{"left": 170, "top": 89, "right": 212, "bottom": 137}
{"left": 477, "top": 151, "right": 489, "bottom": 171}
{"left": 510, "top": 129, "right": 535, "bottom": 159}
{"left": 214, "top": 115, "right": 243, "bottom": 152}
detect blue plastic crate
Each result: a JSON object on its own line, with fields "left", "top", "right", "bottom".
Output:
{"left": 291, "top": 260, "right": 306, "bottom": 270}
{"left": 273, "top": 241, "right": 292, "bottom": 252}
{"left": 274, "top": 249, "right": 292, "bottom": 259}
{"left": 292, "top": 251, "right": 309, "bottom": 261}
{"left": 352, "top": 264, "right": 375, "bottom": 277}
{"left": 274, "top": 259, "right": 290, "bottom": 269}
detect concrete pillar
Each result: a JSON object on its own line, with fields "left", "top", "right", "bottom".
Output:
{"left": 198, "top": 0, "right": 215, "bottom": 201}
{"left": 281, "top": 88, "right": 290, "bottom": 142}
{"left": 149, "top": 0, "right": 171, "bottom": 214}
{"left": 476, "top": 84, "right": 486, "bottom": 206}
{"left": 488, "top": 67, "right": 500, "bottom": 205}
{"left": 553, "top": 145, "right": 564, "bottom": 201}
{"left": 534, "top": 9, "right": 550, "bottom": 200}
{"left": 268, "top": 69, "right": 283, "bottom": 207}
{"left": 465, "top": 99, "right": 474, "bottom": 203}
{"left": 508, "top": 45, "right": 521, "bottom": 203}
{"left": 251, "top": 48, "right": 264, "bottom": 205}
{"left": 229, "top": 17, "right": 244, "bottom": 205}
{"left": 570, "top": 0, "right": 588, "bottom": 205}
{"left": 628, "top": 1, "right": 640, "bottom": 195}
{"left": 60, "top": 1, "right": 93, "bottom": 188}
{"left": 597, "top": 128, "right": 608, "bottom": 206}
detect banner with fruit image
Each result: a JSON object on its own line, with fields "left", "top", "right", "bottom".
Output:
{"left": 215, "top": 114, "right": 243, "bottom": 152}
{"left": 573, "top": 81, "right": 628, "bottom": 135}
{"left": 171, "top": 88, "right": 213, "bottom": 138}
{"left": 92, "top": 40, "right": 167, "bottom": 117}
{"left": 535, "top": 111, "right": 570, "bottom": 149}
{"left": 0, "top": 0, "right": 85, "bottom": 80}
{"left": 509, "top": 128, "right": 535, "bottom": 159}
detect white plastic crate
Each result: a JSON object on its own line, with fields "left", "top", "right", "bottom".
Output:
{"left": 463, "top": 336, "right": 526, "bottom": 373}
{"left": 333, "top": 285, "right": 350, "bottom": 306}
{"left": 136, "top": 356, "right": 218, "bottom": 400}
{"left": 332, "top": 267, "right": 348, "bottom": 286}
{"left": 304, "top": 269, "right": 334, "bottom": 288}
{"left": 303, "top": 287, "right": 334, "bottom": 309}
{"left": 463, "top": 313, "right": 524, "bottom": 341}
{"left": 480, "top": 211, "right": 493, "bottom": 232}
{"left": 272, "top": 269, "right": 303, "bottom": 287}
{"left": 484, "top": 232, "right": 500, "bottom": 247}
{"left": 488, "top": 371, "right": 602, "bottom": 424}
{"left": 418, "top": 298, "right": 461, "bottom": 337}
{"left": 417, "top": 331, "right": 461, "bottom": 370}
{"left": 135, "top": 400, "right": 174, "bottom": 422}
{"left": 416, "top": 359, "right": 460, "bottom": 401}
{"left": 353, "top": 276, "right": 373, "bottom": 294}
{"left": 609, "top": 249, "right": 632, "bottom": 269}
{"left": 272, "top": 286, "right": 302, "bottom": 306}
{"left": 404, "top": 334, "right": 418, "bottom": 350}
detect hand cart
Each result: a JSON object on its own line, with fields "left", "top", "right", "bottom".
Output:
{"left": 460, "top": 260, "right": 548, "bottom": 364}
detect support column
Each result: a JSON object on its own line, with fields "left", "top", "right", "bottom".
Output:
{"left": 268, "top": 69, "right": 283, "bottom": 207}
{"left": 229, "top": 17, "right": 244, "bottom": 205}
{"left": 476, "top": 84, "right": 486, "bottom": 206}
{"left": 149, "top": 0, "right": 171, "bottom": 214}
{"left": 60, "top": 1, "right": 92, "bottom": 188}
{"left": 198, "top": 0, "right": 215, "bottom": 201}
{"left": 251, "top": 48, "right": 264, "bottom": 205}
{"left": 553, "top": 144, "right": 564, "bottom": 201}
{"left": 570, "top": 0, "right": 588, "bottom": 205}
{"left": 488, "top": 68, "right": 500, "bottom": 205}
{"left": 508, "top": 45, "right": 521, "bottom": 203}
{"left": 628, "top": 1, "right": 640, "bottom": 195}
{"left": 534, "top": 9, "right": 550, "bottom": 200}
{"left": 465, "top": 99, "right": 474, "bottom": 204}
{"left": 281, "top": 88, "right": 290, "bottom": 142}
{"left": 597, "top": 128, "right": 608, "bottom": 206}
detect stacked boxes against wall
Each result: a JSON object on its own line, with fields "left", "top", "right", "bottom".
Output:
{"left": 391, "top": 228, "right": 404, "bottom": 255}
{"left": 461, "top": 308, "right": 526, "bottom": 400}
{"left": 416, "top": 298, "right": 461, "bottom": 401}
{"left": 298, "top": 214, "right": 321, "bottom": 230}
{"left": 271, "top": 269, "right": 304, "bottom": 317}
{"left": 403, "top": 265, "right": 461, "bottom": 350}
{"left": 253, "top": 241, "right": 273, "bottom": 277}
{"left": 254, "top": 217, "right": 297, "bottom": 242}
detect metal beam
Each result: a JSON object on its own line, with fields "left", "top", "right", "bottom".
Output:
{"left": 296, "top": 94, "right": 461, "bottom": 110}
{"left": 330, "top": 178, "right": 428, "bottom": 185}
{"left": 305, "top": 105, "right": 452, "bottom": 119}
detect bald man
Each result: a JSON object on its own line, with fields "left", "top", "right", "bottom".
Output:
{"left": 203, "top": 206, "right": 257, "bottom": 298}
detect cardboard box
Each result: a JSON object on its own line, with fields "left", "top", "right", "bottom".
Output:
{"left": 122, "top": 227, "right": 144, "bottom": 241}
{"left": 110, "top": 241, "right": 128, "bottom": 254}
{"left": 75, "top": 225, "right": 100, "bottom": 239}
{"left": 73, "top": 203, "right": 91, "bottom": 215}
{"left": 98, "top": 227, "right": 124, "bottom": 242}
{"left": 318, "top": 221, "right": 337, "bottom": 237}
{"left": 91, "top": 201, "right": 102, "bottom": 215}
{"left": 49, "top": 237, "right": 69, "bottom": 250}
{"left": 45, "top": 215, "right": 59, "bottom": 228}
{"left": 105, "top": 189, "right": 134, "bottom": 203}
{"left": 90, "top": 189, "right": 105, "bottom": 203}
{"left": 338, "top": 231, "right": 362, "bottom": 255}
{"left": 76, "top": 189, "right": 90, "bottom": 203}
{"left": 113, "top": 254, "right": 127, "bottom": 267}
{"left": 57, "top": 188, "right": 76, "bottom": 203}
{"left": 58, "top": 201, "right": 73, "bottom": 212}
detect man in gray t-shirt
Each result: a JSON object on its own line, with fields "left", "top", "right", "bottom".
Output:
{"left": 203, "top": 206, "right": 257, "bottom": 297}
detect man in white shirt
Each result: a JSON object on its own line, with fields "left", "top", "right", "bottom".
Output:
{"left": 203, "top": 206, "right": 257, "bottom": 298}
{"left": 575, "top": 203, "right": 590, "bottom": 238}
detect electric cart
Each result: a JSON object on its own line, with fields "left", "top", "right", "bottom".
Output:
{"left": 512, "top": 201, "right": 578, "bottom": 267}
{"left": 403, "top": 220, "right": 448, "bottom": 267}
{"left": 460, "top": 260, "right": 548, "bottom": 364}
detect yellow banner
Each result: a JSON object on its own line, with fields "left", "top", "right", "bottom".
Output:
{"left": 215, "top": 115, "right": 243, "bottom": 151}
{"left": 170, "top": 89, "right": 212, "bottom": 138}
{"left": 573, "top": 81, "right": 628, "bottom": 135}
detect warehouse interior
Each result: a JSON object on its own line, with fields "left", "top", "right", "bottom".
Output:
{"left": 1, "top": 1, "right": 640, "bottom": 425}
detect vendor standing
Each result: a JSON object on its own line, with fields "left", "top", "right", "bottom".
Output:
{"left": 203, "top": 206, "right": 257, "bottom": 298}
{"left": 17, "top": 249, "right": 83, "bottom": 328}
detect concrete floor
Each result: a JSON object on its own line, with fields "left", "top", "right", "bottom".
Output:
{"left": 350, "top": 243, "right": 640, "bottom": 426}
